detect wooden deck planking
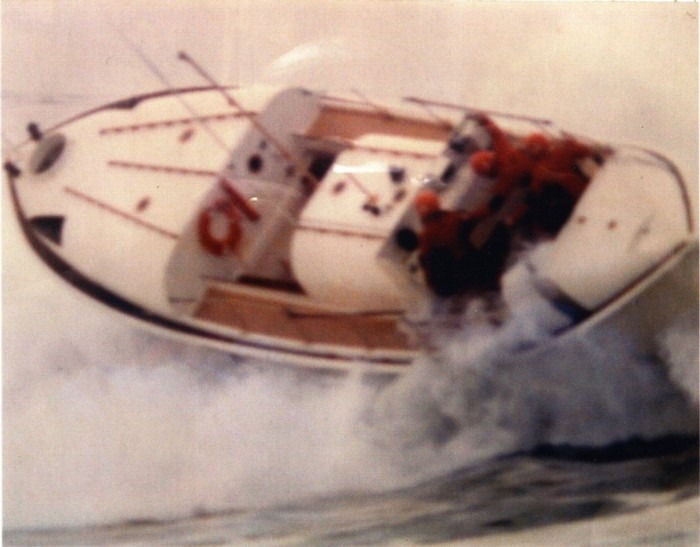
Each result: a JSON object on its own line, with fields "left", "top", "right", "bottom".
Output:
{"left": 307, "top": 105, "right": 451, "bottom": 142}
{"left": 194, "top": 286, "right": 413, "bottom": 352}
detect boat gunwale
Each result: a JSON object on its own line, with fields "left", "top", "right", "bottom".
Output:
{"left": 13, "top": 86, "right": 240, "bottom": 148}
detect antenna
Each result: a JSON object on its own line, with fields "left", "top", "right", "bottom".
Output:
{"left": 113, "top": 26, "right": 231, "bottom": 152}
{"left": 177, "top": 51, "right": 320, "bottom": 188}
{"left": 111, "top": 27, "right": 259, "bottom": 220}
{"left": 405, "top": 99, "right": 454, "bottom": 129}
{"left": 351, "top": 88, "right": 395, "bottom": 119}
{"left": 403, "top": 96, "right": 553, "bottom": 127}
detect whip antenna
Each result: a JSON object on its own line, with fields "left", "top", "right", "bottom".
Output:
{"left": 113, "top": 27, "right": 230, "bottom": 152}
{"left": 110, "top": 26, "right": 259, "bottom": 218}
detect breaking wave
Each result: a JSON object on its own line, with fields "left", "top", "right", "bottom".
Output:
{"left": 3, "top": 233, "right": 697, "bottom": 530}
{"left": 361, "top": 244, "right": 697, "bottom": 471}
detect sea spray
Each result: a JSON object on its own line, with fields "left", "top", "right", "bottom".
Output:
{"left": 658, "top": 309, "right": 699, "bottom": 406}
{"left": 5, "top": 238, "right": 697, "bottom": 530}
{"left": 359, "top": 246, "right": 570, "bottom": 452}
{"left": 656, "top": 248, "right": 699, "bottom": 405}
{"left": 360, "top": 246, "right": 697, "bottom": 479}
{"left": 4, "top": 284, "right": 405, "bottom": 529}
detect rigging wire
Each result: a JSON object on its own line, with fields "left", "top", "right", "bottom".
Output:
{"left": 113, "top": 28, "right": 231, "bottom": 153}
{"left": 109, "top": 25, "right": 260, "bottom": 219}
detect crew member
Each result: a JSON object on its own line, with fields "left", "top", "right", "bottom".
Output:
{"left": 469, "top": 115, "right": 595, "bottom": 234}
{"left": 414, "top": 190, "right": 510, "bottom": 297}
{"left": 526, "top": 137, "right": 594, "bottom": 233}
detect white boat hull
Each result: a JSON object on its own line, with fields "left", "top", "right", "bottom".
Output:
{"left": 5, "top": 85, "right": 696, "bottom": 374}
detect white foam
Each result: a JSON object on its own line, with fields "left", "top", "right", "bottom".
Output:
{"left": 361, "top": 248, "right": 697, "bottom": 478}
{"left": 5, "top": 181, "right": 697, "bottom": 530}
{"left": 657, "top": 309, "right": 699, "bottom": 405}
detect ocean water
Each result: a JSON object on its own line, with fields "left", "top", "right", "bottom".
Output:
{"left": 3, "top": 2, "right": 698, "bottom": 544}
{"left": 4, "top": 230, "right": 698, "bottom": 544}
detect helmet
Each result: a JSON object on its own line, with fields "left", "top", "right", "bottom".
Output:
{"left": 414, "top": 190, "right": 441, "bottom": 219}
{"left": 470, "top": 150, "right": 497, "bottom": 177}
{"left": 524, "top": 133, "right": 550, "bottom": 159}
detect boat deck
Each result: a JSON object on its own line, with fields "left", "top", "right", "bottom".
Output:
{"left": 193, "top": 284, "right": 416, "bottom": 353}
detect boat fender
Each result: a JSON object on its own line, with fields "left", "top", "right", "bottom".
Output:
{"left": 197, "top": 199, "right": 242, "bottom": 256}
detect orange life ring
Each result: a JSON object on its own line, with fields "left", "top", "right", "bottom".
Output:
{"left": 197, "top": 199, "right": 242, "bottom": 256}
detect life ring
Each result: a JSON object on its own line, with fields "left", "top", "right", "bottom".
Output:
{"left": 197, "top": 199, "right": 242, "bottom": 256}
